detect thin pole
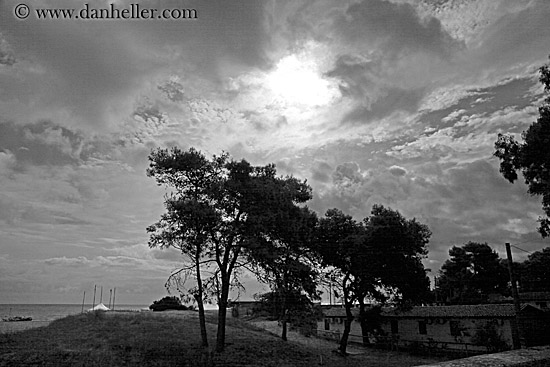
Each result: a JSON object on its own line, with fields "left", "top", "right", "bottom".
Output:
{"left": 112, "top": 288, "right": 116, "bottom": 311}
{"left": 100, "top": 286, "right": 103, "bottom": 304}
{"left": 109, "top": 289, "right": 112, "bottom": 309}
{"left": 506, "top": 242, "right": 523, "bottom": 349}
{"left": 81, "top": 291, "right": 86, "bottom": 313}
{"left": 92, "top": 285, "right": 97, "bottom": 310}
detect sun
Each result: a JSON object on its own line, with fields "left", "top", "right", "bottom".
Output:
{"left": 266, "top": 54, "right": 339, "bottom": 107}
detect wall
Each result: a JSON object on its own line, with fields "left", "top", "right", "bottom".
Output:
{"left": 377, "top": 318, "right": 513, "bottom": 352}
{"left": 317, "top": 315, "right": 517, "bottom": 353}
{"left": 317, "top": 317, "right": 365, "bottom": 344}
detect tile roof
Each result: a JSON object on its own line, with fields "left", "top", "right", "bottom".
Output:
{"left": 520, "top": 292, "right": 550, "bottom": 301}
{"left": 323, "top": 307, "right": 359, "bottom": 318}
{"left": 381, "top": 304, "right": 517, "bottom": 318}
{"left": 321, "top": 304, "right": 542, "bottom": 319}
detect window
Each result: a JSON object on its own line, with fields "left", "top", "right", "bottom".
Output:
{"left": 391, "top": 320, "right": 398, "bottom": 334}
{"left": 418, "top": 321, "right": 427, "bottom": 335}
{"left": 450, "top": 320, "right": 461, "bottom": 336}
{"left": 324, "top": 319, "right": 330, "bottom": 331}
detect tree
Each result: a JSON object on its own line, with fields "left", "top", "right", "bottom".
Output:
{"left": 436, "top": 242, "right": 508, "bottom": 304}
{"left": 149, "top": 296, "right": 188, "bottom": 312}
{"left": 518, "top": 247, "right": 550, "bottom": 291}
{"left": 315, "top": 208, "right": 363, "bottom": 355}
{"left": 315, "top": 205, "right": 431, "bottom": 354}
{"left": 356, "top": 205, "right": 431, "bottom": 344}
{"left": 255, "top": 289, "right": 322, "bottom": 337}
{"left": 147, "top": 148, "right": 222, "bottom": 348}
{"left": 494, "top": 57, "right": 550, "bottom": 237}
{"left": 147, "top": 147, "right": 313, "bottom": 352}
{"left": 251, "top": 205, "right": 320, "bottom": 341}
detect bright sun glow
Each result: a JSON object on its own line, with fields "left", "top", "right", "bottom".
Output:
{"left": 266, "top": 54, "right": 338, "bottom": 107}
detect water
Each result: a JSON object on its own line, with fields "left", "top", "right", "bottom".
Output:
{"left": 0, "top": 304, "right": 150, "bottom": 334}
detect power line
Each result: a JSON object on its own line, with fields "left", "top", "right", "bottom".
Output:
{"left": 510, "top": 244, "right": 532, "bottom": 254}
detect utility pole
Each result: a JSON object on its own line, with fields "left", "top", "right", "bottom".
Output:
{"left": 81, "top": 291, "right": 86, "bottom": 313}
{"left": 112, "top": 288, "right": 116, "bottom": 311}
{"left": 92, "top": 285, "right": 97, "bottom": 310}
{"left": 506, "top": 242, "right": 523, "bottom": 349}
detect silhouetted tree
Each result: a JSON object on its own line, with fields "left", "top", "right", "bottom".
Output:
{"left": 315, "top": 205, "right": 431, "bottom": 354}
{"left": 494, "top": 56, "right": 550, "bottom": 236}
{"left": 147, "top": 147, "right": 313, "bottom": 352}
{"left": 251, "top": 205, "right": 320, "bottom": 341}
{"left": 518, "top": 247, "right": 550, "bottom": 291}
{"left": 437, "top": 242, "right": 508, "bottom": 304}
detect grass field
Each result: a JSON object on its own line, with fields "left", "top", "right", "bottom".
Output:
{"left": 0, "top": 310, "right": 453, "bottom": 366}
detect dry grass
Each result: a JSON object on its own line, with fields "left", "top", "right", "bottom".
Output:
{"left": 0, "top": 310, "right": 453, "bottom": 366}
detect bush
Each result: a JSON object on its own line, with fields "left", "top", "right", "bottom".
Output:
{"left": 149, "top": 296, "right": 188, "bottom": 312}
{"left": 471, "top": 321, "right": 510, "bottom": 352}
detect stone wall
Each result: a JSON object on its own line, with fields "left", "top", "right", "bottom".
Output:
{"left": 415, "top": 346, "right": 550, "bottom": 367}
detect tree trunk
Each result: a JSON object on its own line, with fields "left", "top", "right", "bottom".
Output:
{"left": 195, "top": 294, "right": 208, "bottom": 348}
{"left": 339, "top": 315, "right": 352, "bottom": 355}
{"left": 281, "top": 288, "right": 288, "bottom": 341}
{"left": 338, "top": 283, "right": 353, "bottom": 355}
{"left": 281, "top": 314, "right": 288, "bottom": 341}
{"left": 358, "top": 300, "right": 369, "bottom": 347}
{"left": 216, "top": 274, "right": 230, "bottom": 352}
{"left": 195, "top": 249, "right": 208, "bottom": 348}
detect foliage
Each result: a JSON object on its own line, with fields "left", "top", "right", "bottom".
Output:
{"left": 255, "top": 290, "right": 322, "bottom": 337}
{"left": 250, "top": 202, "right": 320, "bottom": 341}
{"left": 436, "top": 242, "right": 509, "bottom": 304}
{"left": 146, "top": 147, "right": 314, "bottom": 352}
{"left": 494, "top": 56, "right": 550, "bottom": 236}
{"left": 315, "top": 205, "right": 431, "bottom": 354}
{"left": 149, "top": 296, "right": 188, "bottom": 312}
{"left": 471, "top": 321, "right": 510, "bottom": 352}
{"left": 518, "top": 246, "right": 550, "bottom": 291}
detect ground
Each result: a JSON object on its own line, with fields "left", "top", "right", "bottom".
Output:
{"left": 0, "top": 310, "right": 453, "bottom": 366}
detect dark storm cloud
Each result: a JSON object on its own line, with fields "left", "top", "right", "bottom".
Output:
{"left": 473, "top": 1, "right": 550, "bottom": 68}
{"left": 0, "top": 121, "right": 83, "bottom": 168}
{"left": 0, "top": 0, "right": 271, "bottom": 130}
{"left": 334, "top": 0, "right": 461, "bottom": 57}
{"left": 343, "top": 86, "right": 427, "bottom": 123}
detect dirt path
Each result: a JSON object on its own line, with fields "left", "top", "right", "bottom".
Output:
{"left": 249, "top": 319, "right": 366, "bottom": 355}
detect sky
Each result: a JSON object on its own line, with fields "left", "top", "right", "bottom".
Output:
{"left": 1, "top": 0, "right": 550, "bottom": 305}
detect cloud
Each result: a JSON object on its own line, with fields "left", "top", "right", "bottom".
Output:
{"left": 0, "top": 32, "right": 15, "bottom": 66}
{"left": 389, "top": 165, "right": 407, "bottom": 176}
{"left": 334, "top": 0, "right": 461, "bottom": 57}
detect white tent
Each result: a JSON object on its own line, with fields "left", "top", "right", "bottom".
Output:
{"left": 88, "top": 303, "right": 110, "bottom": 312}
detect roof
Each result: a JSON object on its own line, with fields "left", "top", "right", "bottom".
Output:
{"left": 381, "top": 304, "right": 517, "bottom": 318}
{"left": 229, "top": 300, "right": 258, "bottom": 306}
{"left": 322, "top": 304, "right": 543, "bottom": 319}
{"left": 520, "top": 292, "right": 550, "bottom": 301}
{"left": 323, "top": 307, "right": 359, "bottom": 318}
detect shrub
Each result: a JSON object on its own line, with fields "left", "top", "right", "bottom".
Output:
{"left": 471, "top": 320, "right": 510, "bottom": 352}
{"left": 149, "top": 296, "right": 188, "bottom": 312}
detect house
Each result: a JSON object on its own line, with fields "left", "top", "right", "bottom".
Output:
{"left": 316, "top": 306, "right": 364, "bottom": 344}
{"left": 317, "top": 304, "right": 550, "bottom": 353}
{"left": 229, "top": 300, "right": 259, "bottom": 317}
{"left": 519, "top": 292, "right": 550, "bottom": 309}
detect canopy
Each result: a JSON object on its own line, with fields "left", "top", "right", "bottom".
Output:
{"left": 88, "top": 303, "right": 110, "bottom": 312}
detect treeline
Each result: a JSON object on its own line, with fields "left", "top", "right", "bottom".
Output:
{"left": 146, "top": 148, "right": 432, "bottom": 355}
{"left": 435, "top": 242, "right": 550, "bottom": 304}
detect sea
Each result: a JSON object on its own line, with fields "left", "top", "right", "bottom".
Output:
{"left": 0, "top": 304, "right": 150, "bottom": 334}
